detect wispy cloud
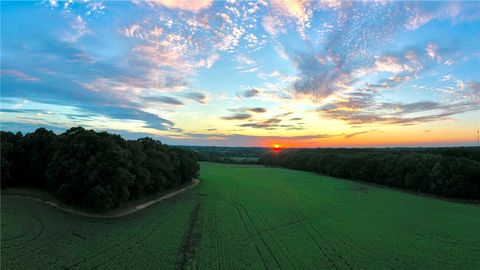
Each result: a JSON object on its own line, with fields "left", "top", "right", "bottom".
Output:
{"left": 148, "top": 96, "right": 184, "bottom": 105}
{"left": 1, "top": 69, "right": 39, "bottom": 82}
{"left": 221, "top": 113, "right": 252, "bottom": 121}
{"left": 246, "top": 107, "right": 266, "bottom": 113}
{"left": 184, "top": 92, "right": 208, "bottom": 104}
{"left": 144, "top": 0, "right": 213, "bottom": 12}
{"left": 242, "top": 88, "right": 260, "bottom": 98}
{"left": 318, "top": 87, "right": 479, "bottom": 126}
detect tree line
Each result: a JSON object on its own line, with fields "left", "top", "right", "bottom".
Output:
{"left": 1, "top": 127, "right": 200, "bottom": 210}
{"left": 179, "top": 146, "right": 266, "bottom": 165}
{"left": 259, "top": 148, "right": 480, "bottom": 200}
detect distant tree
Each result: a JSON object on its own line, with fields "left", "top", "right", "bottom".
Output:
{"left": 259, "top": 147, "right": 480, "bottom": 200}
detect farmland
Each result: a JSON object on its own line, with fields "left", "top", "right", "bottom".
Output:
{"left": 2, "top": 162, "right": 480, "bottom": 269}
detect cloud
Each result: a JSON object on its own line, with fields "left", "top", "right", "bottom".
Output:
{"left": 94, "top": 106, "right": 177, "bottom": 130}
{"left": 221, "top": 113, "right": 252, "bottom": 120}
{"left": 470, "top": 81, "right": 480, "bottom": 95}
{"left": 269, "top": 0, "right": 312, "bottom": 38}
{"left": 395, "top": 101, "right": 440, "bottom": 114}
{"left": 318, "top": 89, "right": 479, "bottom": 126}
{"left": 262, "top": 15, "right": 285, "bottom": 36}
{"left": 145, "top": 0, "right": 213, "bottom": 12}
{"left": 148, "top": 96, "right": 184, "bottom": 105}
{"left": 239, "top": 117, "right": 283, "bottom": 130}
{"left": 345, "top": 130, "right": 370, "bottom": 139}
{"left": 235, "top": 54, "right": 257, "bottom": 73}
{"left": 184, "top": 92, "right": 208, "bottom": 104}
{"left": 243, "top": 88, "right": 260, "bottom": 98}
{"left": 292, "top": 51, "right": 350, "bottom": 101}
{"left": 405, "top": 2, "right": 480, "bottom": 30}
{"left": 246, "top": 107, "right": 266, "bottom": 113}
{"left": 1, "top": 69, "right": 39, "bottom": 82}
{"left": 64, "top": 15, "right": 90, "bottom": 42}
{"left": 48, "top": 0, "right": 58, "bottom": 8}
{"left": 374, "top": 55, "right": 408, "bottom": 73}
{"left": 45, "top": 0, "right": 106, "bottom": 15}
{"left": 285, "top": 2, "right": 416, "bottom": 102}
{"left": 426, "top": 42, "right": 440, "bottom": 60}
{"left": 122, "top": 23, "right": 143, "bottom": 38}
{"left": 1, "top": 98, "right": 177, "bottom": 132}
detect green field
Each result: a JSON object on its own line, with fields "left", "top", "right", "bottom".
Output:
{"left": 2, "top": 162, "right": 480, "bottom": 269}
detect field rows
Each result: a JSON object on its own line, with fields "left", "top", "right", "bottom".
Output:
{"left": 2, "top": 162, "right": 480, "bottom": 269}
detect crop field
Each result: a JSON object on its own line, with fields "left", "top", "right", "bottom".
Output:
{"left": 2, "top": 162, "right": 480, "bottom": 269}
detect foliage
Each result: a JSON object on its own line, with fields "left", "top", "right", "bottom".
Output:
{"left": 0, "top": 127, "right": 199, "bottom": 210}
{"left": 259, "top": 148, "right": 480, "bottom": 200}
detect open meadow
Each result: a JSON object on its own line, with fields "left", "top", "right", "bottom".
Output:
{"left": 2, "top": 162, "right": 480, "bottom": 269}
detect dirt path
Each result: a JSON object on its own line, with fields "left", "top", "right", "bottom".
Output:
{"left": 4, "top": 179, "right": 199, "bottom": 218}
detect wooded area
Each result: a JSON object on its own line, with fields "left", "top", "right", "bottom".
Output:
{"left": 1, "top": 127, "right": 199, "bottom": 210}
{"left": 259, "top": 148, "right": 480, "bottom": 200}
{"left": 179, "top": 146, "right": 266, "bottom": 164}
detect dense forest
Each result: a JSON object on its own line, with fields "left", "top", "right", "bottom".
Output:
{"left": 259, "top": 147, "right": 480, "bottom": 200}
{"left": 0, "top": 127, "right": 199, "bottom": 210}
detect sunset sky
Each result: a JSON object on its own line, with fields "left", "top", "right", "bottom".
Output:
{"left": 1, "top": 0, "right": 479, "bottom": 147}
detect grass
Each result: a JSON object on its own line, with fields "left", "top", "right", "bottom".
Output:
{"left": 2, "top": 162, "right": 480, "bottom": 269}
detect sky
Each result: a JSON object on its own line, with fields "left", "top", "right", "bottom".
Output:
{"left": 1, "top": 0, "right": 479, "bottom": 147}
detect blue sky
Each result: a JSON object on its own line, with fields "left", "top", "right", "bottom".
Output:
{"left": 1, "top": 0, "right": 479, "bottom": 147}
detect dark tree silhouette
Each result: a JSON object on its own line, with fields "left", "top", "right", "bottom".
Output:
{"left": 0, "top": 127, "right": 200, "bottom": 210}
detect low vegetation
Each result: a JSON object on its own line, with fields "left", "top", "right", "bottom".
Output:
{"left": 260, "top": 147, "right": 480, "bottom": 200}
{"left": 0, "top": 127, "right": 199, "bottom": 210}
{"left": 2, "top": 163, "right": 479, "bottom": 269}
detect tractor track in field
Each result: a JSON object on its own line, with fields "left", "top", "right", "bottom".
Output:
{"left": 175, "top": 201, "right": 203, "bottom": 270}
{"left": 212, "top": 184, "right": 227, "bottom": 270}
{"left": 233, "top": 189, "right": 303, "bottom": 270}
{"left": 277, "top": 187, "right": 354, "bottom": 270}
{"left": 240, "top": 213, "right": 307, "bottom": 269}
{"left": 65, "top": 195, "right": 191, "bottom": 269}
{"left": 2, "top": 217, "right": 44, "bottom": 250}
{"left": 225, "top": 184, "right": 271, "bottom": 269}
{"left": 3, "top": 179, "right": 199, "bottom": 219}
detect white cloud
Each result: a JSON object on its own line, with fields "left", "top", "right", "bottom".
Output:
{"left": 245, "top": 33, "right": 258, "bottom": 48}
{"left": 146, "top": 0, "right": 213, "bottom": 12}
{"left": 199, "top": 53, "right": 220, "bottom": 69}
{"left": 215, "top": 25, "right": 245, "bottom": 52}
{"left": 49, "top": 0, "right": 58, "bottom": 8}
{"left": 443, "top": 59, "right": 454, "bottom": 65}
{"left": 426, "top": 43, "right": 440, "bottom": 60}
{"left": 375, "top": 56, "right": 407, "bottom": 73}
{"left": 269, "top": 0, "right": 312, "bottom": 39}
{"left": 234, "top": 54, "right": 257, "bottom": 73}
{"left": 63, "top": 15, "right": 89, "bottom": 42}
{"left": 123, "top": 23, "right": 142, "bottom": 38}
{"left": 274, "top": 44, "right": 289, "bottom": 60}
